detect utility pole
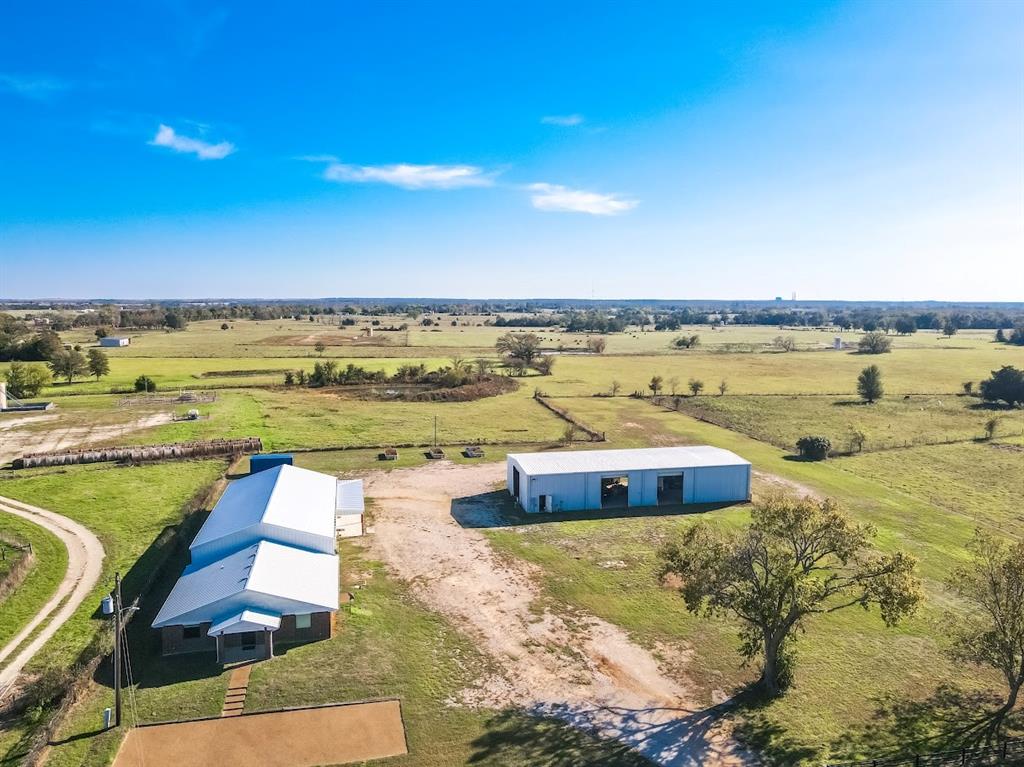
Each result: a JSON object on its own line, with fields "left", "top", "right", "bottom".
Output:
{"left": 113, "top": 572, "right": 122, "bottom": 728}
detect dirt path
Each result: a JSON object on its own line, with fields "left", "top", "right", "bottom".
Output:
{"left": 0, "top": 412, "right": 173, "bottom": 466}
{"left": 0, "top": 495, "right": 105, "bottom": 700}
{"left": 751, "top": 469, "right": 823, "bottom": 501}
{"left": 365, "top": 462, "right": 752, "bottom": 766}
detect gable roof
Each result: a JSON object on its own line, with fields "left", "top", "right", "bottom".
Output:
{"left": 336, "top": 479, "right": 364, "bottom": 515}
{"left": 508, "top": 445, "right": 750, "bottom": 476}
{"left": 152, "top": 540, "right": 338, "bottom": 628}
{"left": 191, "top": 463, "right": 338, "bottom": 554}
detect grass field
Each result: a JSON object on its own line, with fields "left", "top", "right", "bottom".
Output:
{"left": 108, "top": 386, "right": 568, "bottom": 451}
{"left": 0, "top": 515, "right": 67, "bottom": 655}
{"left": 671, "top": 393, "right": 1021, "bottom": 452}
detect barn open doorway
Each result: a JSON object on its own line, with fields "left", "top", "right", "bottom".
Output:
{"left": 512, "top": 467, "right": 520, "bottom": 497}
{"left": 658, "top": 473, "right": 684, "bottom": 505}
{"left": 601, "top": 476, "right": 629, "bottom": 508}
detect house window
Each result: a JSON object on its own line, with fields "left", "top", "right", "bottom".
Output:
{"left": 294, "top": 613, "right": 312, "bottom": 630}
{"left": 183, "top": 625, "right": 201, "bottom": 640}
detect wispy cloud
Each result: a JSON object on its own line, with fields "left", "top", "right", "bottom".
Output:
{"left": 296, "top": 154, "right": 339, "bottom": 163}
{"left": 0, "top": 74, "right": 71, "bottom": 101}
{"left": 528, "top": 183, "right": 638, "bottom": 216}
{"left": 541, "top": 114, "right": 584, "bottom": 127}
{"left": 323, "top": 162, "right": 494, "bottom": 190}
{"left": 149, "top": 124, "right": 235, "bottom": 160}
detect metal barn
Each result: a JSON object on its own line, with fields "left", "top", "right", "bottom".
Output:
{"left": 506, "top": 446, "right": 751, "bottom": 513}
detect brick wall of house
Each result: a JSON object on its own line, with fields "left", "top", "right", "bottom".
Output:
{"left": 273, "top": 611, "right": 333, "bottom": 646}
{"left": 160, "top": 623, "right": 216, "bottom": 655}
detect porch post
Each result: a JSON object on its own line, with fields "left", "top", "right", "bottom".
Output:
{"left": 266, "top": 629, "right": 274, "bottom": 659}
{"left": 215, "top": 634, "right": 221, "bottom": 664}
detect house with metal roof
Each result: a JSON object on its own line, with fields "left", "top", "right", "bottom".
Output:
{"left": 506, "top": 446, "right": 751, "bottom": 513}
{"left": 152, "top": 464, "right": 355, "bottom": 663}
{"left": 189, "top": 464, "right": 339, "bottom": 566}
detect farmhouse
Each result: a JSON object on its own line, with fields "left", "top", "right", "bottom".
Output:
{"left": 99, "top": 336, "right": 130, "bottom": 347}
{"left": 506, "top": 446, "right": 751, "bottom": 513}
{"left": 152, "top": 464, "right": 363, "bottom": 662}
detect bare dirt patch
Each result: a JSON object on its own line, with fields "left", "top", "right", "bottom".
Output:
{"left": 113, "top": 699, "right": 407, "bottom": 767}
{"left": 0, "top": 413, "right": 173, "bottom": 466}
{"left": 364, "top": 461, "right": 753, "bottom": 766}
{"left": 751, "top": 469, "right": 823, "bottom": 501}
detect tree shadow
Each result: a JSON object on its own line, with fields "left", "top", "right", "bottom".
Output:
{"left": 832, "top": 400, "right": 867, "bottom": 407}
{"left": 469, "top": 700, "right": 758, "bottom": 767}
{"left": 450, "top": 490, "right": 740, "bottom": 529}
{"left": 828, "top": 683, "right": 1021, "bottom": 761}
{"left": 726, "top": 688, "right": 822, "bottom": 766}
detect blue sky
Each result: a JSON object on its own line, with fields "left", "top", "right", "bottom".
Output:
{"left": 1, "top": 1, "right": 1021, "bottom": 301}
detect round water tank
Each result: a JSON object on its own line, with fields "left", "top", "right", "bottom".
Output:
{"left": 101, "top": 595, "right": 114, "bottom": 615}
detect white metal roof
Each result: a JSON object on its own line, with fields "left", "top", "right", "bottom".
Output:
{"left": 152, "top": 540, "right": 339, "bottom": 628}
{"left": 209, "top": 609, "right": 282, "bottom": 636}
{"left": 508, "top": 445, "right": 750, "bottom": 476}
{"left": 336, "top": 479, "right": 364, "bottom": 516}
{"left": 191, "top": 464, "right": 338, "bottom": 552}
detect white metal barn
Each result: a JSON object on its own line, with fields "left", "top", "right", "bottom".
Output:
{"left": 99, "top": 336, "right": 130, "bottom": 347}
{"left": 506, "top": 446, "right": 751, "bottom": 513}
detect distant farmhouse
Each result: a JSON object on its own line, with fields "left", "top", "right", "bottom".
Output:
{"left": 153, "top": 463, "right": 363, "bottom": 663}
{"left": 507, "top": 446, "right": 751, "bottom": 513}
{"left": 99, "top": 336, "right": 130, "bottom": 347}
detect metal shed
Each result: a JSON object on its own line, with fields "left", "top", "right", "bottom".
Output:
{"left": 506, "top": 446, "right": 751, "bottom": 513}
{"left": 99, "top": 336, "right": 130, "bottom": 347}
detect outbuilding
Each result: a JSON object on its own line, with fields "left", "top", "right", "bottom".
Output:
{"left": 506, "top": 445, "right": 751, "bottom": 513}
{"left": 99, "top": 336, "right": 130, "bottom": 347}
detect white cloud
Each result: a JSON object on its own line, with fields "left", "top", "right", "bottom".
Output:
{"left": 296, "top": 154, "right": 339, "bottom": 163}
{"left": 0, "top": 74, "right": 70, "bottom": 101}
{"left": 528, "top": 183, "right": 638, "bottom": 215}
{"left": 323, "top": 162, "right": 493, "bottom": 190}
{"left": 541, "top": 114, "right": 584, "bottom": 126}
{"left": 149, "top": 124, "right": 235, "bottom": 160}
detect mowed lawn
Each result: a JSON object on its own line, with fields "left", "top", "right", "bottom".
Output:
{"left": 485, "top": 396, "right": 1017, "bottom": 763}
{"left": 0, "top": 460, "right": 226, "bottom": 766}
{"left": 671, "top": 393, "right": 1020, "bottom": 452}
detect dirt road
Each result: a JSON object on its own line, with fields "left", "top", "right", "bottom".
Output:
{"left": 365, "top": 462, "right": 752, "bottom": 766}
{"left": 0, "top": 495, "right": 105, "bottom": 700}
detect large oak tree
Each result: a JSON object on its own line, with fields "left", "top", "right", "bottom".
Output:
{"left": 661, "top": 494, "right": 922, "bottom": 697}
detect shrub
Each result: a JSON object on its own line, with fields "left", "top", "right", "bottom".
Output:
{"left": 980, "top": 366, "right": 1024, "bottom": 407}
{"left": 220, "top": 322, "right": 230, "bottom": 330}
{"left": 796, "top": 435, "right": 831, "bottom": 460}
{"left": 857, "top": 364, "right": 884, "bottom": 403}
{"left": 858, "top": 331, "right": 892, "bottom": 354}
{"left": 134, "top": 375, "right": 157, "bottom": 393}
{"left": 688, "top": 378, "right": 704, "bottom": 396}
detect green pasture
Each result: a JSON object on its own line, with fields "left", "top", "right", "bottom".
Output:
{"left": 672, "top": 393, "right": 1020, "bottom": 452}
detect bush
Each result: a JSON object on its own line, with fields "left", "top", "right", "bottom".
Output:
{"left": 980, "top": 366, "right": 1024, "bottom": 407}
{"left": 5, "top": 361, "right": 51, "bottom": 398}
{"left": 220, "top": 322, "right": 230, "bottom": 330}
{"left": 796, "top": 435, "right": 831, "bottom": 460}
{"left": 134, "top": 375, "right": 157, "bottom": 393}
{"left": 858, "top": 331, "right": 892, "bottom": 354}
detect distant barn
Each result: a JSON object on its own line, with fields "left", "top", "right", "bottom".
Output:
{"left": 506, "top": 446, "right": 751, "bottom": 513}
{"left": 99, "top": 336, "right": 130, "bottom": 347}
